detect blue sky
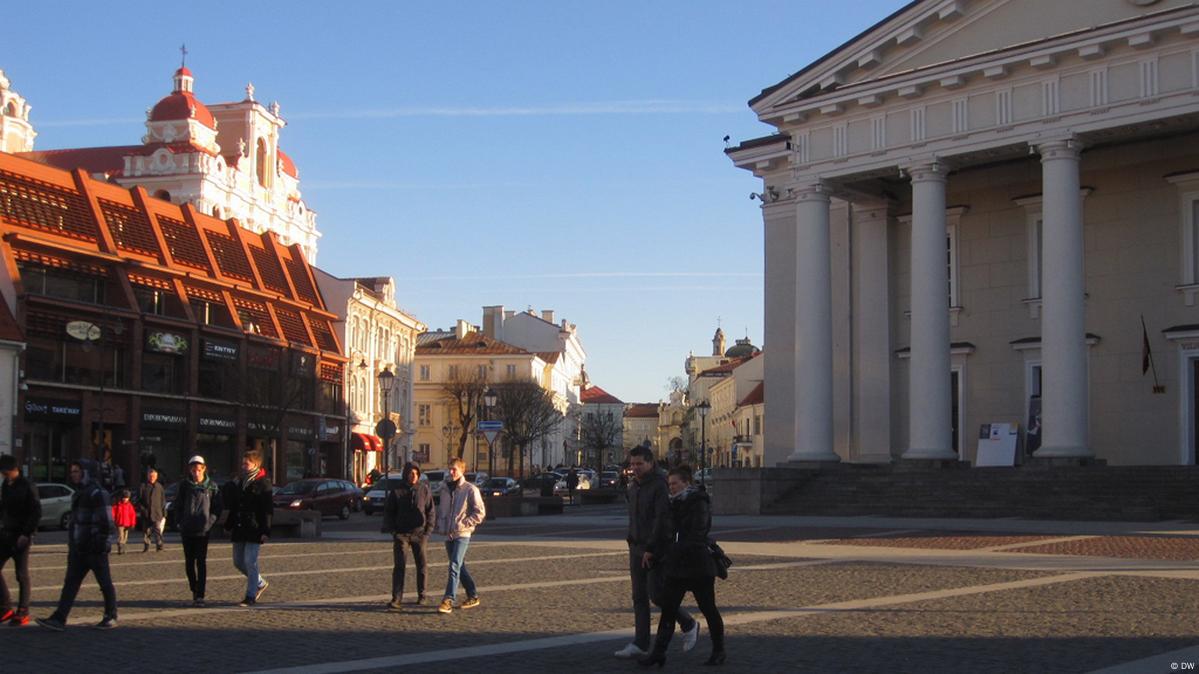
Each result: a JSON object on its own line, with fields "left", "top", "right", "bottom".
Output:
{"left": 4, "top": 0, "right": 905, "bottom": 403}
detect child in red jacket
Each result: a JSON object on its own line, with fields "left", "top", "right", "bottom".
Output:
{"left": 112, "top": 489, "right": 137, "bottom": 555}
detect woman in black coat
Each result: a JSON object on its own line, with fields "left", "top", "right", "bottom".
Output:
{"left": 639, "top": 465, "right": 726, "bottom": 667}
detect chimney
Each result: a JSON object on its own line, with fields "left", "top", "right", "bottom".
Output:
{"left": 541, "top": 309, "right": 555, "bottom": 324}
{"left": 455, "top": 319, "right": 471, "bottom": 340}
{"left": 503, "top": 310, "right": 515, "bottom": 320}
{"left": 482, "top": 305, "right": 503, "bottom": 339}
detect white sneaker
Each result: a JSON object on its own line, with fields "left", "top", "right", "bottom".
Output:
{"left": 614, "top": 643, "right": 649, "bottom": 658}
{"left": 682, "top": 621, "right": 700, "bottom": 652}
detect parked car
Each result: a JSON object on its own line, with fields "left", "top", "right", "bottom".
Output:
{"left": 481, "top": 477, "right": 519, "bottom": 497}
{"left": 465, "top": 471, "right": 490, "bottom": 487}
{"left": 554, "top": 472, "right": 592, "bottom": 495}
{"left": 599, "top": 471, "right": 620, "bottom": 489}
{"left": 36, "top": 483, "right": 75, "bottom": 530}
{"left": 272, "top": 478, "right": 358, "bottom": 519}
{"left": 522, "top": 472, "right": 562, "bottom": 494}
{"left": 361, "top": 474, "right": 428, "bottom": 515}
{"left": 425, "top": 470, "right": 447, "bottom": 498}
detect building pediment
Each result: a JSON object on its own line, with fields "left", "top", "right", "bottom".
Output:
{"left": 752, "top": 0, "right": 1196, "bottom": 125}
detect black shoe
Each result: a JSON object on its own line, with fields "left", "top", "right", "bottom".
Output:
{"left": 704, "top": 651, "right": 727, "bottom": 666}
{"left": 238, "top": 597, "right": 255, "bottom": 607}
{"left": 637, "top": 652, "right": 666, "bottom": 668}
{"left": 142, "top": 544, "right": 149, "bottom": 553}
{"left": 416, "top": 594, "right": 426, "bottom": 605}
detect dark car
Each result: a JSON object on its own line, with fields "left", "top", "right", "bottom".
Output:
{"left": 599, "top": 471, "right": 620, "bottom": 489}
{"left": 521, "top": 472, "right": 562, "bottom": 494}
{"left": 482, "top": 477, "right": 519, "bottom": 497}
{"left": 273, "top": 478, "right": 358, "bottom": 520}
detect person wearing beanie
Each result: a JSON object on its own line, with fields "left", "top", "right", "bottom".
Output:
{"left": 382, "top": 462, "right": 434, "bottom": 610}
{"left": 0, "top": 454, "right": 41, "bottom": 626}
{"left": 173, "top": 455, "right": 222, "bottom": 607}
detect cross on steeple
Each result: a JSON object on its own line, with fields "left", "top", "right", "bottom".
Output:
{"left": 180, "top": 43, "right": 188, "bottom": 68}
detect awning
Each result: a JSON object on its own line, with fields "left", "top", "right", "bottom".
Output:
{"left": 351, "top": 432, "right": 383, "bottom": 453}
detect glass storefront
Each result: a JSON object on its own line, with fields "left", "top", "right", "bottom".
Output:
{"left": 140, "top": 407, "right": 188, "bottom": 483}
{"left": 197, "top": 412, "right": 237, "bottom": 482}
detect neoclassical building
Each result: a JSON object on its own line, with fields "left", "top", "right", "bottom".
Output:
{"left": 727, "top": 0, "right": 1199, "bottom": 467}
{"left": 14, "top": 66, "right": 321, "bottom": 263}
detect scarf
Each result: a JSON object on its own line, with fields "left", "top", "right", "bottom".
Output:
{"left": 669, "top": 485, "right": 697, "bottom": 503}
{"left": 241, "top": 466, "right": 263, "bottom": 490}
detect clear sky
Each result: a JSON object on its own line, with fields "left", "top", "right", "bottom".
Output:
{"left": 4, "top": 0, "right": 906, "bottom": 404}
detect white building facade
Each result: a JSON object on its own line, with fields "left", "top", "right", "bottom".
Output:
{"left": 315, "top": 272, "right": 424, "bottom": 483}
{"left": 728, "top": 0, "right": 1199, "bottom": 467}
{"left": 0, "top": 70, "right": 35, "bottom": 153}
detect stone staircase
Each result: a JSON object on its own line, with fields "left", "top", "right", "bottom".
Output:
{"left": 762, "top": 463, "right": 1199, "bottom": 521}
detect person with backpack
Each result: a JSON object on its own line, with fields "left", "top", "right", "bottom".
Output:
{"left": 382, "top": 462, "right": 434, "bottom": 610}
{"left": 173, "top": 455, "right": 222, "bottom": 607}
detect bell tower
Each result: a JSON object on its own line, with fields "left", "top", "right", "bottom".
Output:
{"left": 0, "top": 70, "right": 37, "bottom": 153}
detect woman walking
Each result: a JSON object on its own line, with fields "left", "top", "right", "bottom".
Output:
{"left": 639, "top": 465, "right": 726, "bottom": 668}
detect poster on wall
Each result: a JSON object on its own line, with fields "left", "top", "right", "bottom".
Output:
{"left": 975, "top": 422, "right": 1019, "bottom": 467}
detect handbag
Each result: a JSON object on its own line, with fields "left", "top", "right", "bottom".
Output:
{"left": 708, "top": 540, "right": 732, "bottom": 580}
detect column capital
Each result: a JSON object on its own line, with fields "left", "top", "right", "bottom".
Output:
{"left": 793, "top": 181, "right": 831, "bottom": 203}
{"left": 903, "top": 159, "right": 948, "bottom": 184}
{"left": 1035, "top": 136, "right": 1085, "bottom": 162}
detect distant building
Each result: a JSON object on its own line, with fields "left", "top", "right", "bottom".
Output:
{"left": 15, "top": 66, "right": 321, "bottom": 263}
{"left": 706, "top": 354, "right": 764, "bottom": 468}
{"left": 623, "top": 403, "right": 661, "bottom": 455}
{"left": 580, "top": 385, "right": 624, "bottom": 466}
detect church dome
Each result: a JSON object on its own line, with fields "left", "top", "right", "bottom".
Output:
{"left": 149, "top": 67, "right": 216, "bottom": 129}
{"left": 725, "top": 337, "right": 760, "bottom": 359}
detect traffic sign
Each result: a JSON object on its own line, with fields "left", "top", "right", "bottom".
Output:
{"left": 478, "top": 420, "right": 503, "bottom": 431}
{"left": 482, "top": 429, "right": 502, "bottom": 445}
{"left": 375, "top": 419, "right": 396, "bottom": 439}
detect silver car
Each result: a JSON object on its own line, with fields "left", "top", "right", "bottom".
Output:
{"left": 37, "top": 483, "right": 75, "bottom": 530}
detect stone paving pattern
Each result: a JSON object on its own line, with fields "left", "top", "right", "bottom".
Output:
{"left": 3, "top": 508, "right": 1198, "bottom": 673}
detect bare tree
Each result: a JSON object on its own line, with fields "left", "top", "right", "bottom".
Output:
{"left": 665, "top": 375, "right": 688, "bottom": 395}
{"left": 442, "top": 371, "right": 487, "bottom": 459}
{"left": 579, "top": 408, "right": 622, "bottom": 477}
{"left": 493, "top": 380, "right": 561, "bottom": 479}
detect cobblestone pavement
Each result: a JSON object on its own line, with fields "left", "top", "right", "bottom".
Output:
{"left": 4, "top": 507, "right": 1199, "bottom": 673}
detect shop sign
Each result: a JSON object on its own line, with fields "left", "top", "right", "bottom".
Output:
{"left": 146, "top": 331, "right": 189, "bottom": 355}
{"left": 202, "top": 339, "right": 239, "bottom": 362}
{"left": 198, "top": 416, "right": 237, "bottom": 433}
{"left": 291, "top": 351, "right": 315, "bottom": 376}
{"left": 142, "top": 409, "right": 187, "bottom": 428}
{"left": 247, "top": 421, "right": 275, "bottom": 435}
{"left": 287, "top": 423, "right": 315, "bottom": 439}
{"left": 319, "top": 418, "right": 342, "bottom": 441}
{"left": 24, "top": 398, "right": 82, "bottom": 420}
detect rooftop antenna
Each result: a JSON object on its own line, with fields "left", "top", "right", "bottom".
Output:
{"left": 180, "top": 43, "right": 188, "bottom": 68}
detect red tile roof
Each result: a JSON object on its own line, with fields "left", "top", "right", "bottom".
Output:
{"left": 581, "top": 386, "right": 623, "bottom": 405}
{"left": 278, "top": 149, "right": 298, "bottom": 178}
{"left": 150, "top": 91, "right": 216, "bottom": 129}
{"left": 624, "top": 403, "right": 660, "bottom": 418}
{"left": 698, "top": 356, "right": 750, "bottom": 377}
{"left": 20, "top": 142, "right": 216, "bottom": 178}
{"left": 416, "top": 333, "right": 529, "bottom": 356}
{"left": 738, "top": 382, "right": 764, "bottom": 407}
{"left": 536, "top": 351, "right": 561, "bottom": 364}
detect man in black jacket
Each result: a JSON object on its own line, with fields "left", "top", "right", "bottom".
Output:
{"left": 138, "top": 468, "right": 166, "bottom": 552}
{"left": 0, "top": 455, "right": 41, "bottom": 626}
{"left": 224, "top": 449, "right": 273, "bottom": 607}
{"left": 172, "top": 455, "right": 222, "bottom": 607}
{"left": 614, "top": 445, "right": 697, "bottom": 659}
{"left": 382, "top": 462, "right": 434, "bottom": 610}
{"left": 37, "top": 460, "right": 118, "bottom": 631}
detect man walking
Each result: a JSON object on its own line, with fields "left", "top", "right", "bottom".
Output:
{"left": 224, "top": 449, "right": 272, "bottom": 606}
{"left": 382, "top": 462, "right": 434, "bottom": 610}
{"left": 138, "top": 468, "right": 166, "bottom": 552}
{"left": 566, "top": 467, "right": 580, "bottom": 504}
{"left": 173, "top": 455, "right": 222, "bottom": 607}
{"left": 0, "top": 455, "right": 40, "bottom": 626}
{"left": 434, "top": 457, "right": 485, "bottom": 614}
{"left": 37, "top": 460, "right": 118, "bottom": 630}
{"left": 614, "top": 444, "right": 698, "bottom": 658}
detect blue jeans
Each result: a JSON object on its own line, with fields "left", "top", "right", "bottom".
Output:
{"left": 443, "top": 537, "right": 477, "bottom": 602}
{"left": 231, "top": 542, "right": 265, "bottom": 599}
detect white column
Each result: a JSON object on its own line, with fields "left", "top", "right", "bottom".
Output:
{"left": 851, "top": 201, "right": 893, "bottom": 461}
{"left": 791, "top": 183, "right": 838, "bottom": 462}
{"left": 1035, "top": 138, "right": 1091, "bottom": 458}
{"left": 761, "top": 198, "right": 799, "bottom": 466}
{"left": 903, "top": 162, "right": 956, "bottom": 460}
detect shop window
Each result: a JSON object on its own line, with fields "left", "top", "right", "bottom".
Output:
{"left": 198, "top": 359, "right": 233, "bottom": 399}
{"left": 190, "top": 299, "right": 234, "bottom": 328}
{"left": 142, "top": 352, "right": 185, "bottom": 394}
{"left": 320, "top": 380, "right": 343, "bottom": 415}
{"left": 20, "top": 264, "right": 107, "bottom": 305}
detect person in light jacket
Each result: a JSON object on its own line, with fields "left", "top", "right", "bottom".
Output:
{"left": 434, "top": 457, "right": 485, "bottom": 614}
{"left": 382, "top": 462, "right": 434, "bottom": 610}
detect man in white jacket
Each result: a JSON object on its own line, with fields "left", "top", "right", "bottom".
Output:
{"left": 435, "top": 457, "right": 486, "bottom": 614}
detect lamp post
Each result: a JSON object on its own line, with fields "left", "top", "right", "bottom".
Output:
{"left": 696, "top": 399, "right": 710, "bottom": 489}
{"left": 483, "top": 387, "right": 497, "bottom": 477}
{"left": 377, "top": 367, "right": 395, "bottom": 476}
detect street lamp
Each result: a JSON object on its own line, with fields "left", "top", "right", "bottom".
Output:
{"left": 483, "top": 387, "right": 497, "bottom": 476}
{"left": 696, "top": 399, "right": 711, "bottom": 489}
{"left": 377, "top": 367, "right": 396, "bottom": 476}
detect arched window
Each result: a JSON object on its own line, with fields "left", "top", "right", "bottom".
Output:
{"left": 3, "top": 101, "right": 17, "bottom": 117}
{"left": 211, "top": 205, "right": 223, "bottom": 219}
{"left": 153, "top": 189, "right": 171, "bottom": 201}
{"left": 256, "top": 138, "right": 269, "bottom": 188}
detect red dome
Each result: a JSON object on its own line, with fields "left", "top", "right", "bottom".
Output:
{"left": 149, "top": 91, "right": 215, "bottom": 128}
